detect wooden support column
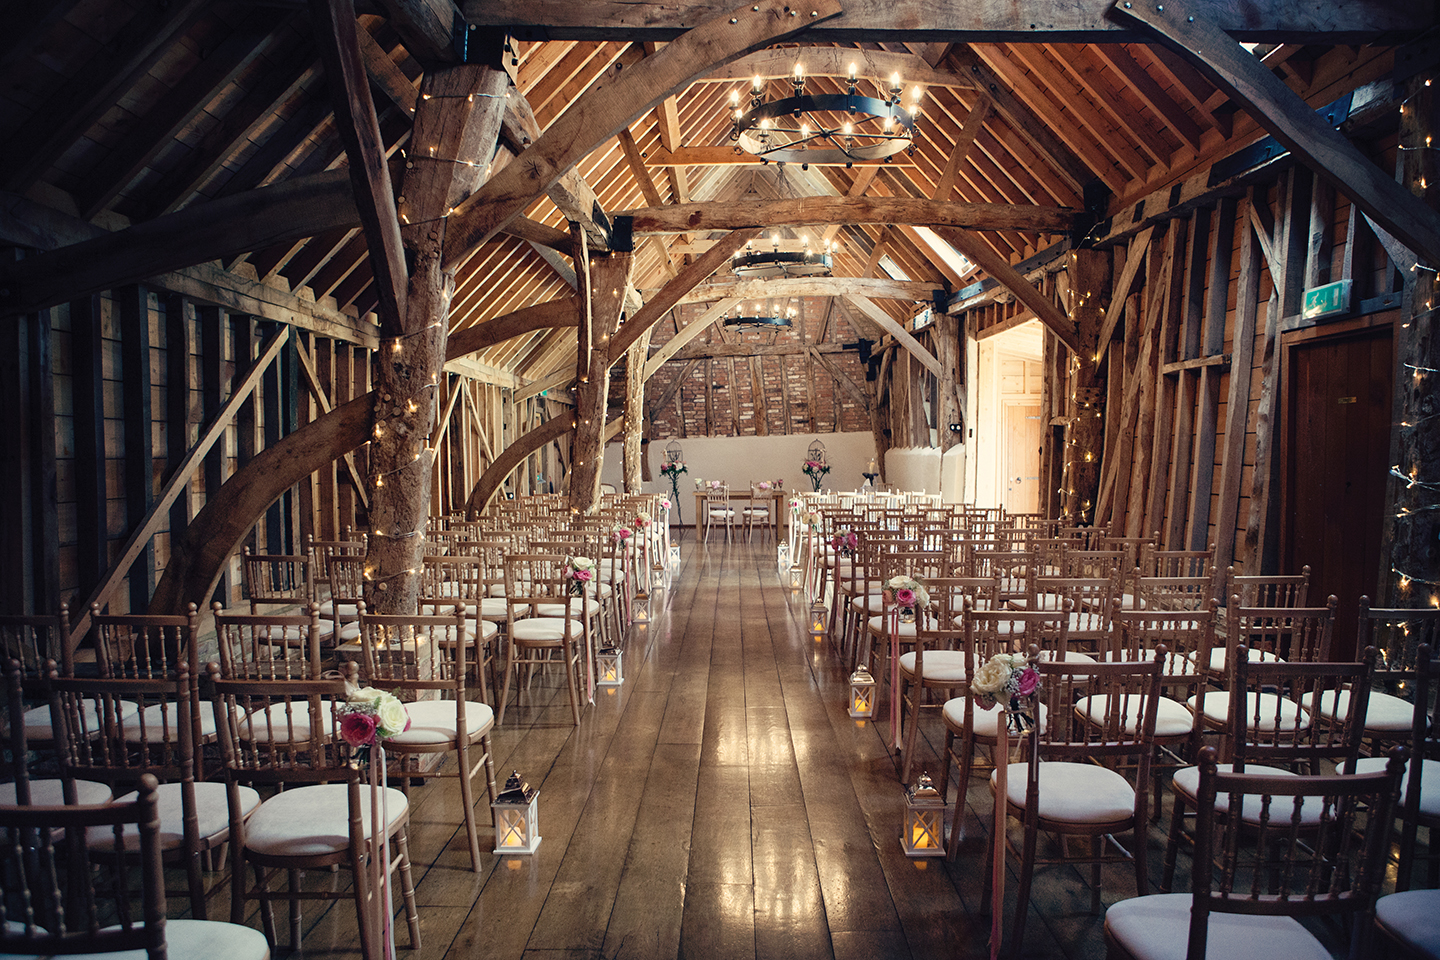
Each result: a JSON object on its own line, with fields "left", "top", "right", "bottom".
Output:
{"left": 1164, "top": 211, "right": 1209, "bottom": 549}
{"left": 1383, "top": 70, "right": 1440, "bottom": 607}
{"left": 164, "top": 295, "right": 194, "bottom": 552}
{"left": 1064, "top": 249, "right": 1110, "bottom": 524}
{"left": 1143, "top": 223, "right": 1187, "bottom": 539}
{"left": 118, "top": 285, "right": 155, "bottom": 611}
{"left": 623, "top": 328, "right": 650, "bottom": 492}
{"left": 1213, "top": 190, "right": 1265, "bottom": 590}
{"left": 935, "top": 313, "right": 965, "bottom": 454}
{"left": 71, "top": 294, "right": 109, "bottom": 605}
{"left": 1187, "top": 198, "right": 1235, "bottom": 550}
{"left": 570, "top": 250, "right": 632, "bottom": 514}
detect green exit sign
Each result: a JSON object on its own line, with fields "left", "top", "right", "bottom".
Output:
{"left": 1302, "top": 279, "right": 1352, "bottom": 319}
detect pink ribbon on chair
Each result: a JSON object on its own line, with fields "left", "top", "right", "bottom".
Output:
{"left": 888, "top": 605, "right": 902, "bottom": 750}
{"left": 990, "top": 714, "right": 1008, "bottom": 960}
{"left": 368, "top": 746, "right": 397, "bottom": 960}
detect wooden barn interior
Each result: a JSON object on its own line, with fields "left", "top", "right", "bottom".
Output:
{"left": 4, "top": 2, "right": 1440, "bottom": 959}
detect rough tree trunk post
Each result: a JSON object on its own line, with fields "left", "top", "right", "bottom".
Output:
{"left": 623, "top": 329, "right": 651, "bottom": 492}
{"left": 314, "top": 0, "right": 507, "bottom": 613}
{"left": 935, "top": 313, "right": 965, "bottom": 455}
{"left": 1064, "top": 248, "right": 1110, "bottom": 524}
{"left": 569, "top": 245, "right": 633, "bottom": 515}
{"left": 1386, "top": 70, "right": 1440, "bottom": 606}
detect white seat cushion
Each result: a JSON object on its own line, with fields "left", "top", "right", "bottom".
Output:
{"left": 1376, "top": 889, "right": 1440, "bottom": 960}
{"left": 993, "top": 761, "right": 1134, "bottom": 826}
{"left": 866, "top": 614, "right": 920, "bottom": 638}
{"left": 87, "top": 781, "right": 260, "bottom": 852}
{"left": 943, "top": 697, "right": 1048, "bottom": 738}
{"left": 1351, "top": 756, "right": 1440, "bottom": 818}
{"left": 1105, "top": 648, "right": 1196, "bottom": 677}
{"left": 120, "top": 702, "right": 219, "bottom": 743}
{"left": 243, "top": 782, "right": 408, "bottom": 858}
{"left": 509, "top": 618, "right": 585, "bottom": 643}
{"left": 898, "top": 650, "right": 977, "bottom": 684}
{"left": 848, "top": 593, "right": 887, "bottom": 615}
{"left": 0, "top": 779, "right": 112, "bottom": 807}
{"left": 1297, "top": 689, "right": 1414, "bottom": 734}
{"left": 1188, "top": 691, "right": 1310, "bottom": 732}
{"left": 23, "top": 701, "right": 139, "bottom": 741}
{"left": 1076, "top": 694, "right": 1194, "bottom": 738}
{"left": 0, "top": 918, "right": 272, "bottom": 960}
{"left": 386, "top": 699, "right": 493, "bottom": 746}
{"left": 1191, "top": 646, "right": 1283, "bottom": 674}
{"left": 1105, "top": 892, "right": 1331, "bottom": 960}
{"left": 317, "top": 600, "right": 359, "bottom": 619}
{"left": 478, "top": 597, "right": 523, "bottom": 618}
{"left": 533, "top": 597, "right": 601, "bottom": 618}
{"left": 241, "top": 700, "right": 338, "bottom": 742}
{"left": 1171, "top": 763, "right": 1329, "bottom": 825}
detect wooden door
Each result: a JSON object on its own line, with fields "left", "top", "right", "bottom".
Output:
{"left": 1001, "top": 401, "right": 1044, "bottom": 514}
{"left": 1283, "top": 324, "right": 1393, "bottom": 659}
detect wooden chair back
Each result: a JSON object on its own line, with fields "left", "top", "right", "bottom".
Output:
{"left": 1184, "top": 746, "right": 1400, "bottom": 955}
{"left": 1226, "top": 564, "right": 1311, "bottom": 608}
{"left": 1028, "top": 647, "right": 1163, "bottom": 770}
{"left": 1136, "top": 575, "right": 1216, "bottom": 612}
{"left": 0, "top": 603, "right": 70, "bottom": 677}
{"left": 1141, "top": 542, "right": 1214, "bottom": 579}
{"left": 966, "top": 605, "right": 1073, "bottom": 659}
{"left": 211, "top": 602, "right": 325, "bottom": 680}
{"left": 91, "top": 605, "right": 199, "bottom": 681}
{"left": 356, "top": 603, "right": 469, "bottom": 697}
{"left": 0, "top": 775, "right": 172, "bottom": 960}
{"left": 207, "top": 662, "right": 353, "bottom": 780}
{"left": 1225, "top": 595, "right": 1338, "bottom": 664}
{"left": 1358, "top": 600, "right": 1440, "bottom": 697}
{"left": 1226, "top": 647, "right": 1376, "bottom": 773}
{"left": 49, "top": 664, "right": 198, "bottom": 786}
{"left": 241, "top": 547, "right": 313, "bottom": 613}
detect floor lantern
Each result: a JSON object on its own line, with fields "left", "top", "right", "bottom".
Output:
{"left": 777, "top": 541, "right": 791, "bottom": 577}
{"left": 848, "top": 667, "right": 875, "bottom": 719}
{"left": 788, "top": 565, "right": 804, "bottom": 590}
{"left": 652, "top": 560, "right": 666, "bottom": 590}
{"left": 633, "top": 587, "right": 650, "bottom": 624}
{"left": 808, "top": 601, "right": 828, "bottom": 640}
{"left": 597, "top": 645, "right": 623, "bottom": 686}
{"left": 902, "top": 772, "right": 945, "bottom": 857}
{"left": 668, "top": 544, "right": 681, "bottom": 569}
{"left": 493, "top": 770, "right": 541, "bottom": 855}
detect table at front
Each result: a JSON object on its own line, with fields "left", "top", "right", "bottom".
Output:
{"left": 690, "top": 492, "right": 788, "bottom": 538}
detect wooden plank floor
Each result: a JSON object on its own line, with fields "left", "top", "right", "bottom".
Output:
{"left": 246, "top": 538, "right": 1360, "bottom": 960}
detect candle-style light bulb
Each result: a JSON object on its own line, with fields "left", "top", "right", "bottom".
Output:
{"left": 848, "top": 62, "right": 858, "bottom": 81}
{"left": 752, "top": 74, "right": 763, "bottom": 92}
{"left": 730, "top": 89, "right": 740, "bottom": 106}
{"left": 890, "top": 72, "right": 902, "bottom": 94}
{"left": 794, "top": 62, "right": 803, "bottom": 80}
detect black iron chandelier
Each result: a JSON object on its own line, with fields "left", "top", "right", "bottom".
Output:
{"left": 728, "top": 62, "right": 921, "bottom": 165}
{"left": 731, "top": 235, "right": 834, "bottom": 279}
{"left": 723, "top": 302, "right": 797, "bottom": 331}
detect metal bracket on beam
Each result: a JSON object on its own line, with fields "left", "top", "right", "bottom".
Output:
{"left": 611, "top": 215, "right": 634, "bottom": 253}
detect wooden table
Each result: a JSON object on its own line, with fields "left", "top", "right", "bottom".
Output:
{"left": 691, "top": 491, "right": 789, "bottom": 539}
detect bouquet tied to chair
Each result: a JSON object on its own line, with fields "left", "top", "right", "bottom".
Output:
{"left": 882, "top": 575, "right": 931, "bottom": 621}
{"left": 337, "top": 685, "right": 412, "bottom": 764}
{"left": 970, "top": 652, "right": 1039, "bottom": 733}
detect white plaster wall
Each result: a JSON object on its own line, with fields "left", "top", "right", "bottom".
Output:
{"left": 883, "top": 447, "right": 942, "bottom": 495}
{"left": 599, "top": 431, "right": 879, "bottom": 518}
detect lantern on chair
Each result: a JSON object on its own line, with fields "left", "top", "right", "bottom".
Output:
{"left": 809, "top": 600, "right": 828, "bottom": 639}
{"left": 492, "top": 770, "right": 541, "bottom": 854}
{"left": 848, "top": 667, "right": 876, "bottom": 719}
{"left": 633, "top": 587, "right": 650, "bottom": 624}
{"left": 597, "top": 645, "right": 623, "bottom": 686}
{"left": 902, "top": 772, "right": 946, "bottom": 857}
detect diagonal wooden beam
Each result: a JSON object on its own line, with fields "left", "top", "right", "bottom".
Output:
{"left": 312, "top": 0, "right": 408, "bottom": 330}
{"left": 515, "top": 367, "right": 576, "bottom": 403}
{"left": 844, "top": 295, "right": 943, "bottom": 378}
{"left": 1115, "top": 0, "right": 1440, "bottom": 270}
{"left": 294, "top": 343, "right": 371, "bottom": 510}
{"left": 1096, "top": 225, "right": 1156, "bottom": 355}
{"left": 643, "top": 298, "right": 741, "bottom": 376}
{"left": 935, "top": 226, "right": 1082, "bottom": 353}
{"left": 646, "top": 359, "right": 701, "bottom": 418}
{"left": 375, "top": 0, "right": 463, "bottom": 67}
{"left": 809, "top": 346, "right": 871, "bottom": 409}
{"left": 933, "top": 95, "right": 991, "bottom": 201}
{"left": 608, "top": 228, "right": 761, "bottom": 359}
{"left": 440, "top": 0, "right": 842, "bottom": 271}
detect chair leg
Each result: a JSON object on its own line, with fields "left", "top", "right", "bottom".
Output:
{"left": 287, "top": 867, "right": 303, "bottom": 951}
{"left": 900, "top": 678, "right": 921, "bottom": 784}
{"left": 1010, "top": 811, "right": 1039, "bottom": 959}
{"left": 455, "top": 741, "right": 482, "bottom": 872}
{"left": 1091, "top": 835, "right": 1103, "bottom": 913}
{"left": 185, "top": 843, "right": 208, "bottom": 920}
{"left": 395, "top": 828, "right": 421, "bottom": 948}
{"left": 564, "top": 643, "right": 582, "bottom": 725}
{"left": 1133, "top": 819, "right": 1149, "bottom": 900}
{"left": 230, "top": 843, "right": 248, "bottom": 926}
{"left": 1160, "top": 788, "right": 1187, "bottom": 894}
{"left": 497, "top": 644, "right": 515, "bottom": 725}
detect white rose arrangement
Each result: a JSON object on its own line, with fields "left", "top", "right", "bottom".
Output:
{"left": 337, "top": 687, "right": 412, "bottom": 757}
{"left": 882, "top": 575, "right": 930, "bottom": 612}
{"left": 970, "top": 653, "right": 1040, "bottom": 727}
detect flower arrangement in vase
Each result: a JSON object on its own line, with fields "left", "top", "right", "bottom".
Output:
{"left": 970, "top": 652, "right": 1040, "bottom": 731}
{"left": 802, "top": 459, "right": 830, "bottom": 492}
{"left": 565, "top": 556, "right": 597, "bottom": 596}
{"left": 882, "top": 575, "right": 931, "bottom": 622}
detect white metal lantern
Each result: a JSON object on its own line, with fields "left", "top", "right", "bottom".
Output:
{"left": 848, "top": 667, "right": 876, "bottom": 719}
{"left": 597, "top": 645, "right": 623, "bottom": 686}
{"left": 652, "top": 561, "right": 666, "bottom": 589}
{"left": 788, "top": 565, "right": 804, "bottom": 590}
{"left": 777, "top": 542, "right": 791, "bottom": 572}
{"left": 492, "top": 770, "right": 541, "bottom": 854}
{"left": 668, "top": 544, "right": 681, "bottom": 569}
{"left": 633, "top": 588, "right": 650, "bottom": 623}
{"left": 902, "top": 772, "right": 946, "bottom": 857}
{"left": 809, "top": 601, "right": 828, "bottom": 639}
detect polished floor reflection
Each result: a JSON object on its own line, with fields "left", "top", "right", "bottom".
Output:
{"left": 277, "top": 538, "right": 1217, "bottom": 960}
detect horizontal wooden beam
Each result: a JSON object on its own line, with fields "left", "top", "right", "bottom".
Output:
{"left": 666, "top": 341, "right": 853, "bottom": 361}
{"left": 515, "top": 367, "right": 575, "bottom": 402}
{"left": 1117, "top": 3, "right": 1440, "bottom": 267}
{"left": 699, "top": 46, "right": 971, "bottom": 88}
{"left": 0, "top": 171, "right": 359, "bottom": 317}
{"left": 617, "top": 196, "right": 1075, "bottom": 235}
{"left": 975, "top": 310, "right": 1038, "bottom": 341}
{"left": 468, "top": 1, "right": 1431, "bottom": 42}
{"left": 671, "top": 275, "right": 941, "bottom": 305}
{"left": 640, "top": 145, "right": 915, "bottom": 167}
{"left": 445, "top": 297, "right": 579, "bottom": 358}
{"left": 1162, "top": 353, "right": 1230, "bottom": 374}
